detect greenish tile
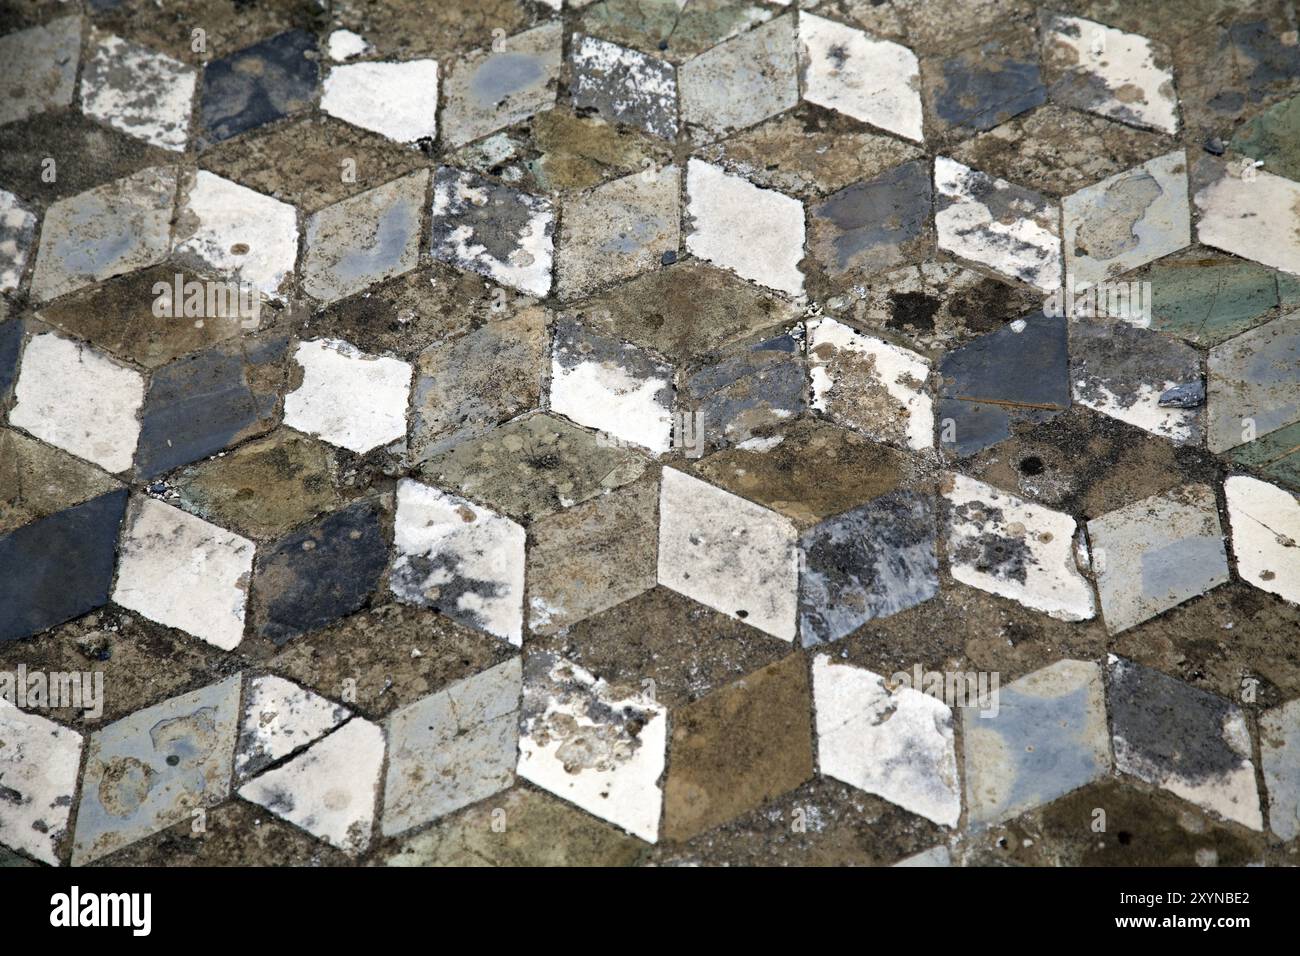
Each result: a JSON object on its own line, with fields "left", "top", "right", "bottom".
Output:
{"left": 1279, "top": 272, "right": 1300, "bottom": 309}
{"left": 1231, "top": 420, "right": 1300, "bottom": 492}
{"left": 1150, "top": 260, "right": 1279, "bottom": 345}
{"left": 1231, "top": 94, "right": 1300, "bottom": 183}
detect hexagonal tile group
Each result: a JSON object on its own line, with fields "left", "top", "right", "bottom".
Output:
{"left": 1, "top": 1, "right": 1300, "bottom": 866}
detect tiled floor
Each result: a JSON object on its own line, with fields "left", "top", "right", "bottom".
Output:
{"left": 1, "top": 0, "right": 1299, "bottom": 868}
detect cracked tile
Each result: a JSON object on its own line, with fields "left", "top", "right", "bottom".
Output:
{"left": 81, "top": 31, "right": 196, "bottom": 151}
{"left": 381, "top": 657, "right": 521, "bottom": 836}
{"left": 1109, "top": 656, "right": 1262, "bottom": 830}
{"left": 0, "top": 701, "right": 82, "bottom": 865}
{"left": 282, "top": 339, "right": 413, "bottom": 455}
{"left": 570, "top": 34, "right": 677, "bottom": 140}
{"left": 430, "top": 166, "right": 555, "bottom": 298}
{"left": 684, "top": 328, "right": 804, "bottom": 450}
{"left": 798, "top": 12, "right": 923, "bottom": 142}
{"left": 301, "top": 171, "right": 428, "bottom": 306}
{"left": 963, "top": 659, "right": 1110, "bottom": 827}
{"left": 320, "top": 60, "right": 439, "bottom": 145}
{"left": 517, "top": 651, "right": 667, "bottom": 842}
{"left": 1088, "top": 484, "right": 1229, "bottom": 635}
{"left": 439, "top": 21, "right": 562, "bottom": 148}
{"left": 944, "top": 472, "right": 1096, "bottom": 621}
{"left": 808, "top": 317, "right": 934, "bottom": 452}
{"left": 1230, "top": 421, "right": 1300, "bottom": 494}
{"left": 1225, "top": 475, "right": 1300, "bottom": 605}
{"left": 813, "top": 654, "right": 961, "bottom": 827}
{"left": 578, "top": 0, "right": 773, "bottom": 65}
{"left": 799, "top": 491, "right": 938, "bottom": 646}
{"left": 1041, "top": 13, "right": 1179, "bottom": 134}
{"left": 657, "top": 466, "right": 798, "bottom": 641}
{"left": 550, "top": 319, "right": 674, "bottom": 454}
{"left": 1062, "top": 151, "right": 1190, "bottom": 286}
{"left": 235, "top": 675, "right": 350, "bottom": 781}
{"left": 390, "top": 478, "right": 526, "bottom": 647}
{"left": 112, "top": 497, "right": 255, "bottom": 651}
{"left": 1206, "top": 313, "right": 1300, "bottom": 453}
{"left": 251, "top": 499, "right": 389, "bottom": 645}
{"left": 238, "top": 717, "right": 385, "bottom": 853}
{"left": 73, "top": 674, "right": 241, "bottom": 864}
{"left": 1150, "top": 256, "right": 1288, "bottom": 346}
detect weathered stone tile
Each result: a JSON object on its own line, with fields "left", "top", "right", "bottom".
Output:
{"left": 963, "top": 659, "right": 1110, "bottom": 827}
{"left": 1231, "top": 92, "right": 1300, "bottom": 182}
{"left": 566, "top": 260, "right": 801, "bottom": 364}
{"left": 251, "top": 499, "right": 389, "bottom": 645}
{"left": 527, "top": 472, "right": 658, "bottom": 636}
{"left": 685, "top": 159, "right": 804, "bottom": 297}
{"left": 688, "top": 418, "right": 906, "bottom": 530}
{"left": 570, "top": 34, "right": 677, "bottom": 140}
{"left": 301, "top": 171, "right": 428, "bottom": 306}
{"left": 579, "top": 0, "right": 772, "bottom": 65}
{"left": 808, "top": 317, "right": 934, "bottom": 452}
{"left": 326, "top": 28, "right": 372, "bottom": 62}
{"left": 662, "top": 654, "right": 812, "bottom": 841}
{"left": 29, "top": 166, "right": 175, "bottom": 302}
{"left": 320, "top": 60, "right": 439, "bottom": 145}
{"left": 418, "top": 412, "right": 647, "bottom": 523}
{"left": 235, "top": 675, "right": 350, "bottom": 781}
{"left": 9, "top": 332, "right": 145, "bottom": 473}
{"left": 81, "top": 31, "right": 196, "bottom": 151}
{"left": 680, "top": 16, "right": 797, "bottom": 143}
{"left": 948, "top": 104, "right": 1172, "bottom": 199}
{"left": 557, "top": 166, "right": 679, "bottom": 299}
{"left": 135, "top": 338, "right": 283, "bottom": 478}
{"left": 1150, "top": 256, "right": 1285, "bottom": 346}
{"left": 199, "top": 116, "right": 427, "bottom": 215}
{"left": 1041, "top": 13, "right": 1179, "bottom": 135}
{"left": 798, "top": 12, "right": 922, "bottom": 142}
{"left": 944, "top": 472, "right": 1096, "bottom": 621}
{"left": 0, "top": 489, "right": 127, "bottom": 642}
{"left": 934, "top": 156, "right": 1062, "bottom": 293}
{"left": 936, "top": 312, "right": 1070, "bottom": 457}
{"left": 381, "top": 657, "right": 521, "bottom": 836}
{"left": 550, "top": 320, "right": 674, "bottom": 454}
{"left": 1062, "top": 151, "right": 1190, "bottom": 286}
{"left": 0, "top": 429, "right": 123, "bottom": 535}
{"left": 799, "top": 491, "right": 938, "bottom": 646}
{"left": 390, "top": 478, "right": 526, "bottom": 647}
{"left": 517, "top": 651, "right": 667, "bottom": 842}
{"left": 695, "top": 107, "right": 924, "bottom": 202}
{"left": 1194, "top": 159, "right": 1300, "bottom": 277}
{"left": 0, "top": 189, "right": 36, "bottom": 293}
{"left": 0, "top": 16, "right": 80, "bottom": 126}
{"left": 808, "top": 159, "right": 932, "bottom": 280}
{"left": 410, "top": 308, "right": 547, "bottom": 460}
{"left": 1230, "top": 420, "right": 1300, "bottom": 493}
{"left": 1070, "top": 316, "right": 1203, "bottom": 444}
{"left": 1261, "top": 698, "right": 1300, "bottom": 841}
{"left": 198, "top": 30, "right": 319, "bottom": 145}
{"left": 383, "top": 785, "right": 647, "bottom": 866}
{"left": 327, "top": 0, "right": 530, "bottom": 63}
{"left": 173, "top": 170, "right": 299, "bottom": 302}
{"left": 238, "top": 716, "right": 385, "bottom": 853}
{"left": 1206, "top": 313, "right": 1299, "bottom": 453}
{"left": 73, "top": 674, "right": 241, "bottom": 864}
{"left": 282, "top": 339, "right": 413, "bottom": 455}
{"left": 892, "top": 0, "right": 1033, "bottom": 53}
{"left": 113, "top": 497, "right": 254, "bottom": 651}
{"left": 172, "top": 431, "right": 341, "bottom": 540}
{"left": 813, "top": 654, "right": 960, "bottom": 827}
{"left": 1225, "top": 475, "right": 1300, "bottom": 605}
{"left": 924, "top": 37, "right": 1044, "bottom": 140}
{"left": 684, "top": 328, "right": 803, "bottom": 450}
{"left": 1109, "top": 656, "right": 1262, "bottom": 830}
{"left": 1087, "top": 484, "right": 1229, "bottom": 635}
{"left": 430, "top": 167, "right": 555, "bottom": 298}
{"left": 0, "top": 701, "right": 82, "bottom": 865}
{"left": 439, "top": 21, "right": 562, "bottom": 148}
{"left": 658, "top": 467, "right": 798, "bottom": 641}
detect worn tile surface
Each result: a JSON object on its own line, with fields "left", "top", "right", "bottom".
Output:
{"left": 6, "top": 0, "right": 1300, "bottom": 869}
